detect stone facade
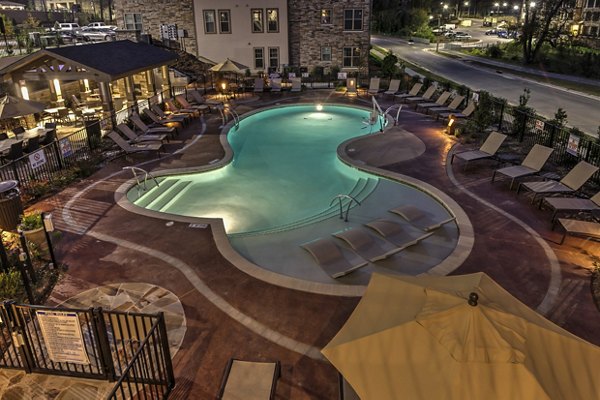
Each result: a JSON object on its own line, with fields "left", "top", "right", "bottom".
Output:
{"left": 113, "top": 0, "right": 198, "bottom": 56}
{"left": 288, "top": 0, "right": 371, "bottom": 73}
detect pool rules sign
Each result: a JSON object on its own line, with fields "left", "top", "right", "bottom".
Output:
{"left": 29, "top": 150, "right": 47, "bottom": 169}
{"left": 36, "top": 311, "right": 90, "bottom": 365}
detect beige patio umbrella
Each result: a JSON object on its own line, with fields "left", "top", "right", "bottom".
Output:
{"left": 0, "top": 94, "right": 46, "bottom": 120}
{"left": 209, "top": 58, "right": 248, "bottom": 74}
{"left": 322, "top": 272, "right": 600, "bottom": 400}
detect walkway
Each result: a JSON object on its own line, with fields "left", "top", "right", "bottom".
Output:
{"left": 3, "top": 90, "right": 599, "bottom": 399}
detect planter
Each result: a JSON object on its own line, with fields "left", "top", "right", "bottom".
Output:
{"left": 23, "top": 227, "right": 49, "bottom": 255}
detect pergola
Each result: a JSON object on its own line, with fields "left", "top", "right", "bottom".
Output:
{"left": 0, "top": 40, "right": 178, "bottom": 124}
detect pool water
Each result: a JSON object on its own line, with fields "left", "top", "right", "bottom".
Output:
{"left": 131, "top": 105, "right": 383, "bottom": 234}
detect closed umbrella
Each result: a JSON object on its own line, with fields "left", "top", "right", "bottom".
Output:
{"left": 0, "top": 95, "right": 46, "bottom": 120}
{"left": 322, "top": 272, "right": 600, "bottom": 400}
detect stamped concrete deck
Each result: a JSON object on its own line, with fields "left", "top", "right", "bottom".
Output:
{"left": 6, "top": 90, "right": 599, "bottom": 399}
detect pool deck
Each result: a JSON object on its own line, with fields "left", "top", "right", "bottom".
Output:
{"left": 7, "top": 90, "right": 600, "bottom": 398}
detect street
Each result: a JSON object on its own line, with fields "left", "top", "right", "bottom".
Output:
{"left": 372, "top": 32, "right": 600, "bottom": 135}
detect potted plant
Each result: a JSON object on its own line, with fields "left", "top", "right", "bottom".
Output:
{"left": 18, "top": 212, "right": 48, "bottom": 254}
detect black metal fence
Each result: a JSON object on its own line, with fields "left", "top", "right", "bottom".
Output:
{"left": 0, "top": 302, "right": 174, "bottom": 396}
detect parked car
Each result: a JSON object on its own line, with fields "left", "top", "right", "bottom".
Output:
{"left": 454, "top": 32, "right": 472, "bottom": 40}
{"left": 485, "top": 28, "right": 498, "bottom": 35}
{"left": 497, "top": 30, "right": 509, "bottom": 39}
{"left": 55, "top": 23, "right": 81, "bottom": 32}
{"left": 80, "top": 28, "right": 116, "bottom": 41}
{"left": 84, "top": 22, "right": 117, "bottom": 31}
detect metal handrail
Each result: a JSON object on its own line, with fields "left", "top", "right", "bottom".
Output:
{"left": 218, "top": 104, "right": 240, "bottom": 129}
{"left": 330, "top": 194, "right": 361, "bottom": 222}
{"left": 384, "top": 104, "right": 403, "bottom": 126}
{"left": 123, "top": 166, "right": 159, "bottom": 197}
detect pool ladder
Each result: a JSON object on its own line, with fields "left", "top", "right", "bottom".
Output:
{"left": 123, "top": 166, "right": 159, "bottom": 198}
{"left": 218, "top": 105, "right": 240, "bottom": 129}
{"left": 330, "top": 194, "right": 361, "bottom": 222}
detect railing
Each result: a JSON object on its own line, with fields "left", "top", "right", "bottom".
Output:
{"left": 123, "top": 166, "right": 159, "bottom": 198}
{"left": 330, "top": 194, "right": 361, "bottom": 222}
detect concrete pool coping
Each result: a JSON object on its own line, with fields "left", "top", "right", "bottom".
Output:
{"left": 114, "top": 103, "right": 474, "bottom": 297}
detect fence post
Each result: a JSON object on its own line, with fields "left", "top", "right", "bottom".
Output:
{"left": 157, "top": 312, "right": 175, "bottom": 390}
{"left": 92, "top": 308, "right": 117, "bottom": 381}
{"left": 5, "top": 301, "right": 33, "bottom": 373}
{"left": 498, "top": 102, "right": 505, "bottom": 131}
{"left": 519, "top": 112, "right": 527, "bottom": 143}
{"left": 548, "top": 124, "right": 556, "bottom": 148}
{"left": 18, "top": 231, "right": 37, "bottom": 284}
{"left": 15, "top": 259, "right": 34, "bottom": 304}
{"left": 51, "top": 140, "right": 63, "bottom": 170}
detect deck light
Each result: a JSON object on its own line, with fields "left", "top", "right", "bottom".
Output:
{"left": 316, "top": 104, "right": 323, "bottom": 111}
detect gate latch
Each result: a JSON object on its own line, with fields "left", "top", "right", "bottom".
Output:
{"left": 11, "top": 332, "right": 25, "bottom": 347}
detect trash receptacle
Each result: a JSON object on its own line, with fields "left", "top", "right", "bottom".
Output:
{"left": 85, "top": 118, "right": 101, "bottom": 149}
{"left": 0, "top": 180, "right": 23, "bottom": 231}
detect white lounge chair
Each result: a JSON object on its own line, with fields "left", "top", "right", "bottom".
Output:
{"left": 302, "top": 238, "right": 368, "bottom": 278}
{"left": 415, "top": 91, "right": 452, "bottom": 112}
{"left": 290, "top": 77, "right": 302, "bottom": 92}
{"left": 428, "top": 95, "right": 466, "bottom": 116}
{"left": 436, "top": 102, "right": 476, "bottom": 121}
{"left": 117, "top": 123, "right": 167, "bottom": 144}
{"left": 544, "top": 191, "right": 600, "bottom": 223}
{"left": 333, "top": 227, "right": 402, "bottom": 262}
{"left": 367, "top": 77, "right": 381, "bottom": 96}
{"left": 450, "top": 131, "right": 507, "bottom": 169}
{"left": 394, "top": 82, "right": 422, "bottom": 102}
{"left": 383, "top": 79, "right": 400, "bottom": 97}
{"left": 218, "top": 359, "right": 281, "bottom": 400}
{"left": 107, "top": 130, "right": 163, "bottom": 158}
{"left": 253, "top": 78, "right": 265, "bottom": 93}
{"left": 403, "top": 85, "right": 436, "bottom": 105}
{"left": 556, "top": 218, "right": 600, "bottom": 245}
{"left": 365, "top": 219, "right": 434, "bottom": 249}
{"left": 270, "top": 78, "right": 282, "bottom": 92}
{"left": 389, "top": 205, "right": 456, "bottom": 232}
{"left": 492, "top": 144, "right": 554, "bottom": 189}
{"left": 175, "top": 94, "right": 209, "bottom": 114}
{"left": 131, "top": 113, "right": 177, "bottom": 137}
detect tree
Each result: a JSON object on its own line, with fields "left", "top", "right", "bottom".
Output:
{"left": 381, "top": 52, "right": 399, "bottom": 79}
{"left": 520, "top": 0, "right": 576, "bottom": 64}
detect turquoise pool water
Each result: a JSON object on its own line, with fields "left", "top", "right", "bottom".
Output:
{"left": 131, "top": 105, "right": 382, "bottom": 234}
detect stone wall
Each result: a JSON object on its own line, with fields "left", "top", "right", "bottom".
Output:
{"left": 113, "top": 0, "right": 198, "bottom": 56}
{"left": 288, "top": 0, "right": 371, "bottom": 74}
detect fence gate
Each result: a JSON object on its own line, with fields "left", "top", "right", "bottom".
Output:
{"left": 0, "top": 302, "right": 174, "bottom": 398}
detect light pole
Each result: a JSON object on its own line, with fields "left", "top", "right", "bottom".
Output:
{"left": 494, "top": 2, "right": 500, "bottom": 16}
{"left": 464, "top": 1, "right": 470, "bottom": 17}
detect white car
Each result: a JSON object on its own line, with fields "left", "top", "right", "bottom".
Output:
{"left": 84, "top": 22, "right": 117, "bottom": 31}
{"left": 80, "top": 28, "right": 116, "bottom": 41}
{"left": 453, "top": 32, "right": 472, "bottom": 40}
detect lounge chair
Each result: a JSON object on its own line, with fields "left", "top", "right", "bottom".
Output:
{"left": 290, "top": 77, "right": 302, "bottom": 92}
{"left": 189, "top": 90, "right": 222, "bottom": 111}
{"left": 403, "top": 85, "right": 436, "bottom": 105}
{"left": 367, "top": 77, "right": 381, "bottom": 96}
{"left": 491, "top": 144, "right": 554, "bottom": 189}
{"left": 428, "top": 95, "right": 465, "bottom": 116}
{"left": 270, "top": 78, "right": 282, "bottom": 92}
{"left": 450, "top": 131, "right": 507, "bottom": 169}
{"left": 131, "top": 113, "right": 177, "bottom": 137}
{"left": 517, "top": 161, "right": 599, "bottom": 206}
{"left": 556, "top": 217, "right": 600, "bottom": 245}
{"left": 415, "top": 91, "right": 452, "bottom": 112}
{"left": 383, "top": 79, "right": 400, "bottom": 97}
{"left": 164, "top": 98, "right": 199, "bottom": 117}
{"left": 217, "top": 359, "right": 281, "bottom": 400}
{"left": 175, "top": 94, "right": 209, "bottom": 114}
{"left": 301, "top": 238, "right": 368, "bottom": 278}
{"left": 150, "top": 105, "right": 189, "bottom": 126}
{"left": 544, "top": 191, "right": 600, "bottom": 223}
{"left": 394, "top": 82, "right": 422, "bottom": 102}
{"left": 106, "top": 130, "right": 163, "bottom": 158}
{"left": 117, "top": 123, "right": 167, "bottom": 144}
{"left": 436, "top": 102, "right": 476, "bottom": 121}
{"left": 333, "top": 227, "right": 402, "bottom": 262}
{"left": 365, "top": 218, "right": 434, "bottom": 249}
{"left": 253, "top": 78, "right": 265, "bottom": 93}
{"left": 389, "top": 205, "right": 456, "bottom": 232}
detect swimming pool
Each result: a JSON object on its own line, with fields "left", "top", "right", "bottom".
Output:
{"left": 129, "top": 105, "right": 384, "bottom": 234}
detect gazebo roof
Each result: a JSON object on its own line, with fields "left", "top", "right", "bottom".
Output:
{"left": 0, "top": 40, "right": 178, "bottom": 83}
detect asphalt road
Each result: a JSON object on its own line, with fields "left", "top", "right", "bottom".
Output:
{"left": 372, "top": 34, "right": 600, "bottom": 135}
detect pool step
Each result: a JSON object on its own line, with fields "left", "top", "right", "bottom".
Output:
{"left": 152, "top": 180, "right": 193, "bottom": 211}
{"left": 231, "top": 177, "right": 380, "bottom": 237}
{"left": 134, "top": 178, "right": 178, "bottom": 208}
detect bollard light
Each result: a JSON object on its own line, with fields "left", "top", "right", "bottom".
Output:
{"left": 43, "top": 213, "right": 54, "bottom": 232}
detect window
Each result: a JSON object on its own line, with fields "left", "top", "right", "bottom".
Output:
{"left": 321, "top": 9, "right": 332, "bottom": 24}
{"left": 254, "top": 47, "right": 264, "bottom": 69}
{"left": 203, "top": 10, "right": 216, "bottom": 34}
{"left": 124, "top": 13, "right": 142, "bottom": 30}
{"left": 321, "top": 46, "right": 332, "bottom": 62}
{"left": 219, "top": 10, "right": 231, "bottom": 33}
{"left": 267, "top": 8, "right": 279, "bottom": 32}
{"left": 344, "top": 9, "right": 363, "bottom": 31}
{"left": 343, "top": 47, "right": 360, "bottom": 68}
{"left": 268, "top": 47, "right": 279, "bottom": 69}
{"left": 586, "top": 0, "right": 595, "bottom": 7}
{"left": 252, "top": 9, "right": 263, "bottom": 33}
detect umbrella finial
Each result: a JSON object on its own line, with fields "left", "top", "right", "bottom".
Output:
{"left": 468, "top": 292, "right": 479, "bottom": 307}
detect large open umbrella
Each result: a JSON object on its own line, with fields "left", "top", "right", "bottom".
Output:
{"left": 0, "top": 94, "right": 46, "bottom": 120}
{"left": 322, "top": 272, "right": 600, "bottom": 400}
{"left": 209, "top": 58, "right": 249, "bottom": 74}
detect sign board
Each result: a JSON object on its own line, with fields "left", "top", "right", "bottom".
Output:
{"left": 302, "top": 72, "right": 309, "bottom": 78}
{"left": 28, "top": 150, "right": 46, "bottom": 169}
{"left": 36, "top": 311, "right": 90, "bottom": 365}
{"left": 59, "top": 138, "right": 73, "bottom": 157}
{"left": 288, "top": 72, "right": 296, "bottom": 78}
{"left": 337, "top": 72, "right": 348, "bottom": 80}
{"left": 471, "top": 92, "right": 479, "bottom": 103}
{"left": 535, "top": 120, "right": 545, "bottom": 131}
{"left": 567, "top": 134, "right": 580, "bottom": 156}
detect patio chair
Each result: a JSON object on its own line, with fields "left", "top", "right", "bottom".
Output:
{"left": 415, "top": 91, "right": 452, "bottom": 112}
{"left": 301, "top": 237, "right": 368, "bottom": 278}
{"left": 436, "top": 102, "right": 477, "bottom": 121}
{"left": 427, "top": 95, "right": 465, "bottom": 116}
{"left": 383, "top": 79, "right": 400, "bottom": 97}
{"left": 107, "top": 130, "right": 163, "bottom": 158}
{"left": 544, "top": 191, "right": 600, "bottom": 224}
{"left": 270, "top": 78, "right": 282, "bottom": 92}
{"left": 131, "top": 113, "right": 177, "bottom": 138}
{"left": 367, "top": 77, "right": 381, "bottom": 96}
{"left": 253, "top": 78, "right": 265, "bottom": 93}
{"left": 164, "top": 98, "right": 199, "bottom": 117}
{"left": 24, "top": 136, "right": 40, "bottom": 154}
{"left": 40, "top": 129, "right": 56, "bottom": 146}
{"left": 11, "top": 126, "right": 25, "bottom": 139}
{"left": 389, "top": 205, "right": 456, "bottom": 232}
{"left": 556, "top": 217, "right": 600, "bottom": 245}
{"left": 149, "top": 105, "right": 188, "bottom": 126}
{"left": 517, "top": 161, "right": 599, "bottom": 206}
{"left": 217, "top": 358, "right": 281, "bottom": 400}
{"left": 175, "top": 94, "right": 209, "bottom": 114}
{"left": 364, "top": 218, "right": 434, "bottom": 249}
{"left": 71, "top": 94, "right": 87, "bottom": 109}
{"left": 450, "top": 131, "right": 507, "bottom": 169}
{"left": 402, "top": 85, "right": 436, "bottom": 105}
{"left": 290, "top": 77, "right": 302, "bottom": 92}
{"left": 56, "top": 107, "right": 71, "bottom": 125}
{"left": 491, "top": 144, "right": 554, "bottom": 189}
{"left": 189, "top": 90, "right": 222, "bottom": 111}
{"left": 333, "top": 227, "right": 402, "bottom": 262}
{"left": 117, "top": 123, "right": 167, "bottom": 144}
{"left": 1, "top": 141, "right": 23, "bottom": 163}
{"left": 394, "top": 82, "right": 422, "bottom": 102}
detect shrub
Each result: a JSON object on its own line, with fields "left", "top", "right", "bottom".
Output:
{"left": 487, "top": 45, "right": 503, "bottom": 59}
{"left": 0, "top": 269, "right": 22, "bottom": 300}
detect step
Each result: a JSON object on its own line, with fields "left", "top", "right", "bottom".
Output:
{"left": 150, "top": 180, "right": 192, "bottom": 211}
{"left": 134, "top": 178, "right": 178, "bottom": 207}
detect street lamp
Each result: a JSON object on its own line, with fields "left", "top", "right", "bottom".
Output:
{"left": 464, "top": 1, "right": 470, "bottom": 17}
{"left": 494, "top": 2, "right": 500, "bottom": 15}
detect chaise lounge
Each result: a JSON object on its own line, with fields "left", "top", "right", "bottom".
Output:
{"left": 333, "top": 227, "right": 402, "bottom": 262}
{"left": 217, "top": 358, "right": 281, "bottom": 400}
{"left": 301, "top": 238, "right": 368, "bottom": 278}
{"left": 450, "top": 131, "right": 507, "bottom": 169}
{"left": 389, "top": 205, "right": 456, "bottom": 232}
{"left": 364, "top": 218, "right": 434, "bottom": 249}
{"left": 491, "top": 144, "right": 554, "bottom": 189}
